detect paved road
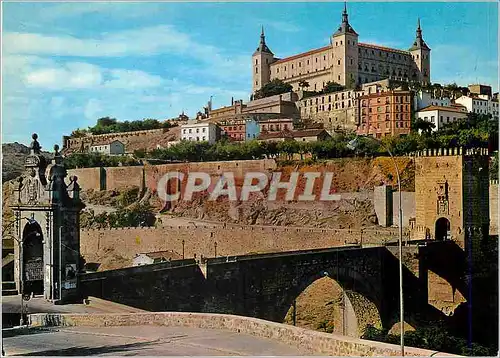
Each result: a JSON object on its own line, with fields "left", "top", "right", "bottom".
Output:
{"left": 2, "top": 296, "right": 145, "bottom": 314}
{"left": 3, "top": 325, "right": 307, "bottom": 356}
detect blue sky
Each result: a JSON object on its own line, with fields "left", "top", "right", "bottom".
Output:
{"left": 2, "top": 1, "right": 498, "bottom": 149}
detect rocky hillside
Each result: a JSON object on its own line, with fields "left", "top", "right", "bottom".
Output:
{"left": 2, "top": 142, "right": 51, "bottom": 183}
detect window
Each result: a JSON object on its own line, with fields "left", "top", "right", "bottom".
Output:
{"left": 255, "top": 59, "right": 258, "bottom": 65}
{"left": 291, "top": 64, "right": 294, "bottom": 69}
{"left": 338, "top": 75, "right": 341, "bottom": 81}
{"left": 255, "top": 67, "right": 258, "bottom": 74}
{"left": 323, "top": 55, "right": 326, "bottom": 60}
{"left": 189, "top": 129, "right": 192, "bottom": 133}
{"left": 338, "top": 60, "right": 341, "bottom": 65}
{"left": 183, "top": 129, "right": 186, "bottom": 134}
{"left": 196, "top": 128, "right": 199, "bottom": 133}
{"left": 202, "top": 128, "right": 206, "bottom": 133}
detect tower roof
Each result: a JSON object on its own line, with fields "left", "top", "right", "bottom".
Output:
{"left": 333, "top": 2, "right": 358, "bottom": 37}
{"left": 409, "top": 18, "right": 430, "bottom": 51}
{"left": 253, "top": 26, "right": 273, "bottom": 55}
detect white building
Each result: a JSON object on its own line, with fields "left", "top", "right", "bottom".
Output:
{"left": 416, "top": 105, "right": 468, "bottom": 132}
{"left": 455, "top": 95, "right": 499, "bottom": 121}
{"left": 133, "top": 250, "right": 182, "bottom": 266}
{"left": 180, "top": 121, "right": 220, "bottom": 144}
{"left": 90, "top": 140, "right": 125, "bottom": 155}
{"left": 413, "top": 90, "right": 451, "bottom": 111}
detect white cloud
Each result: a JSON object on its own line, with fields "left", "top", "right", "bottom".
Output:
{"left": 23, "top": 62, "right": 102, "bottom": 89}
{"left": 103, "top": 69, "right": 163, "bottom": 89}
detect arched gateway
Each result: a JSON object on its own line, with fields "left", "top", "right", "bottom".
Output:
{"left": 11, "top": 134, "right": 85, "bottom": 303}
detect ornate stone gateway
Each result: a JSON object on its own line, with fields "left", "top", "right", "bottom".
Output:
{"left": 11, "top": 134, "right": 85, "bottom": 303}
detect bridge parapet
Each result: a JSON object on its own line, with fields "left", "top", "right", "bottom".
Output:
{"left": 28, "top": 312, "right": 458, "bottom": 356}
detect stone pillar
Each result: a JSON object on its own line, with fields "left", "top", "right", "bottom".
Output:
{"left": 373, "top": 185, "right": 393, "bottom": 227}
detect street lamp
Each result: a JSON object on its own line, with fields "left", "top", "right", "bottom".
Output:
{"left": 347, "top": 137, "right": 405, "bottom": 356}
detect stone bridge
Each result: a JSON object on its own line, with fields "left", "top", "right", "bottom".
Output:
{"left": 81, "top": 242, "right": 465, "bottom": 337}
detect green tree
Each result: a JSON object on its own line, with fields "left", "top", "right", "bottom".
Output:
{"left": 321, "top": 81, "right": 344, "bottom": 94}
{"left": 254, "top": 79, "right": 293, "bottom": 99}
{"left": 413, "top": 118, "right": 436, "bottom": 135}
{"left": 298, "top": 80, "right": 310, "bottom": 90}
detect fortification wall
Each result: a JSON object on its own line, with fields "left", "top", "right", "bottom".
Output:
{"left": 105, "top": 166, "right": 144, "bottom": 191}
{"left": 67, "top": 168, "right": 102, "bottom": 191}
{"left": 63, "top": 127, "right": 180, "bottom": 154}
{"left": 490, "top": 180, "right": 498, "bottom": 235}
{"left": 80, "top": 224, "right": 406, "bottom": 269}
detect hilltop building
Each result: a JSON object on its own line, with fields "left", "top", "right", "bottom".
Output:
{"left": 455, "top": 84, "right": 499, "bottom": 121}
{"left": 252, "top": 4, "right": 431, "bottom": 94}
{"left": 180, "top": 120, "right": 221, "bottom": 144}
{"left": 416, "top": 105, "right": 468, "bottom": 132}
{"left": 355, "top": 89, "right": 412, "bottom": 138}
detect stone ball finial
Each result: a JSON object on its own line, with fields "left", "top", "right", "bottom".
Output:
{"left": 32, "top": 133, "right": 38, "bottom": 140}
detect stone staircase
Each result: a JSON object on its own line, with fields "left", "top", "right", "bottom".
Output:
{"left": 2, "top": 281, "right": 18, "bottom": 296}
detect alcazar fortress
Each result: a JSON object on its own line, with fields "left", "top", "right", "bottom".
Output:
{"left": 253, "top": 4, "right": 431, "bottom": 93}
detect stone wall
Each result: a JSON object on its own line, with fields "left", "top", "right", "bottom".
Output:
{"left": 392, "top": 191, "right": 416, "bottom": 228}
{"left": 28, "top": 312, "right": 455, "bottom": 356}
{"left": 67, "top": 168, "right": 102, "bottom": 191}
{"left": 80, "top": 224, "right": 405, "bottom": 268}
{"left": 63, "top": 127, "right": 180, "bottom": 154}
{"left": 490, "top": 180, "right": 498, "bottom": 235}
{"left": 80, "top": 260, "right": 206, "bottom": 312}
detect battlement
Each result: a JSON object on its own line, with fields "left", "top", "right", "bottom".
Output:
{"left": 413, "top": 147, "right": 489, "bottom": 157}
{"left": 490, "top": 179, "right": 499, "bottom": 185}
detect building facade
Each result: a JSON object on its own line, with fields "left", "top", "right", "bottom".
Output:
{"left": 180, "top": 121, "right": 220, "bottom": 144}
{"left": 259, "top": 118, "right": 294, "bottom": 133}
{"left": 252, "top": 5, "right": 431, "bottom": 94}
{"left": 90, "top": 140, "right": 125, "bottom": 155}
{"left": 455, "top": 94, "right": 499, "bottom": 121}
{"left": 220, "top": 119, "right": 246, "bottom": 141}
{"left": 414, "top": 90, "right": 451, "bottom": 111}
{"left": 356, "top": 90, "right": 412, "bottom": 137}
{"left": 416, "top": 106, "right": 468, "bottom": 132}
{"left": 258, "top": 128, "right": 331, "bottom": 142}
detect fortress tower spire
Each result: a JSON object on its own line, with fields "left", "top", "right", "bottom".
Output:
{"left": 252, "top": 26, "right": 275, "bottom": 93}
{"left": 409, "top": 18, "right": 431, "bottom": 84}
{"left": 334, "top": 1, "right": 357, "bottom": 35}
{"left": 256, "top": 26, "right": 273, "bottom": 54}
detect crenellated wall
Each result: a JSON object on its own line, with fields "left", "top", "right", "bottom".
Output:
{"left": 80, "top": 224, "right": 409, "bottom": 270}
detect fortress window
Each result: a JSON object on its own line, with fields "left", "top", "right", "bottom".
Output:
{"left": 323, "top": 55, "right": 326, "bottom": 60}
{"left": 291, "top": 64, "right": 294, "bottom": 69}
{"left": 338, "top": 75, "right": 341, "bottom": 81}
{"left": 284, "top": 66, "right": 287, "bottom": 71}
{"left": 255, "top": 80, "right": 258, "bottom": 85}
{"left": 299, "top": 62, "right": 301, "bottom": 67}
{"left": 340, "top": 41, "right": 343, "bottom": 45}
{"left": 350, "top": 59, "right": 353, "bottom": 65}
{"left": 255, "top": 67, "right": 258, "bottom": 74}
{"left": 307, "top": 60, "right": 310, "bottom": 65}
{"left": 416, "top": 55, "right": 419, "bottom": 59}
{"left": 316, "top": 58, "right": 318, "bottom": 63}
{"left": 277, "top": 68, "right": 279, "bottom": 73}
{"left": 255, "top": 59, "right": 258, "bottom": 65}
{"left": 348, "top": 40, "right": 350, "bottom": 45}
{"left": 336, "top": 42, "right": 338, "bottom": 46}
{"left": 337, "top": 59, "right": 341, "bottom": 65}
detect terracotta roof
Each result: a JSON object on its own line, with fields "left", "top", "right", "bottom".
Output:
{"left": 272, "top": 46, "right": 330, "bottom": 65}
{"left": 418, "top": 105, "right": 468, "bottom": 114}
{"left": 359, "top": 43, "right": 411, "bottom": 56}
{"left": 259, "top": 129, "right": 328, "bottom": 140}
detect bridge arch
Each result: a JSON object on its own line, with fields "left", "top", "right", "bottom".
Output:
{"left": 22, "top": 221, "right": 44, "bottom": 296}
{"left": 280, "top": 266, "right": 383, "bottom": 338}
